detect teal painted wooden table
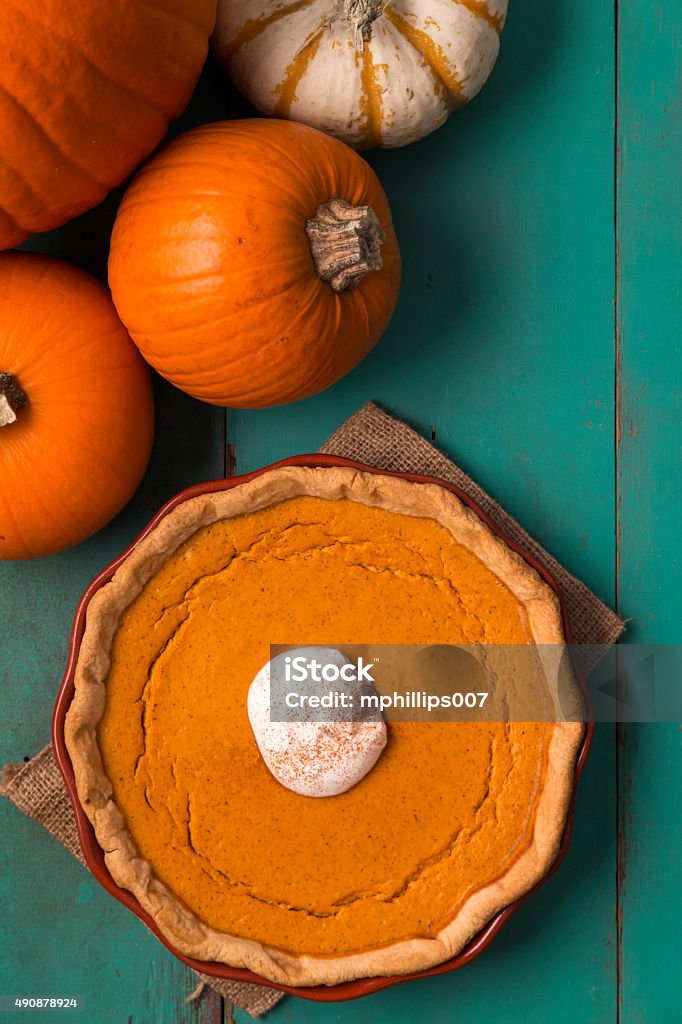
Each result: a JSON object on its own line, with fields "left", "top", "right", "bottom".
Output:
{"left": 1, "top": 1, "right": 680, "bottom": 1021}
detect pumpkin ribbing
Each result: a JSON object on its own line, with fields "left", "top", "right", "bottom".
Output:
{"left": 0, "top": 0, "right": 216, "bottom": 248}
{"left": 213, "top": 0, "right": 506, "bottom": 149}
{"left": 0, "top": 252, "right": 154, "bottom": 560}
{"left": 108, "top": 119, "right": 401, "bottom": 409}
{"left": 305, "top": 198, "right": 385, "bottom": 293}
{"left": 0, "top": 373, "right": 28, "bottom": 428}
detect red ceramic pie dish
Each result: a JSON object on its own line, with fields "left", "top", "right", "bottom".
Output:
{"left": 52, "top": 454, "right": 593, "bottom": 1002}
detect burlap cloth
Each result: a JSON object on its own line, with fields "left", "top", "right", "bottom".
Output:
{"left": 1, "top": 401, "right": 624, "bottom": 1017}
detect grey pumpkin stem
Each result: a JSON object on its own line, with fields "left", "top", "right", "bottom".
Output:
{"left": 0, "top": 373, "right": 28, "bottom": 427}
{"left": 305, "top": 198, "right": 386, "bottom": 294}
{"left": 341, "top": 0, "right": 386, "bottom": 49}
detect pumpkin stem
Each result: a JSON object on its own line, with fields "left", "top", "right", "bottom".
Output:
{"left": 0, "top": 373, "right": 28, "bottom": 428}
{"left": 340, "top": 0, "right": 385, "bottom": 49}
{"left": 305, "top": 198, "right": 385, "bottom": 293}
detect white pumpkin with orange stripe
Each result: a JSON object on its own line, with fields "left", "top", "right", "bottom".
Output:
{"left": 212, "top": 0, "right": 507, "bottom": 148}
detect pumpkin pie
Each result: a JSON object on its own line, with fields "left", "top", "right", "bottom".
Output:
{"left": 65, "top": 466, "right": 584, "bottom": 986}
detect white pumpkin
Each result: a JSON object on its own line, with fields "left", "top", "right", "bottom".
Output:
{"left": 212, "top": 0, "right": 507, "bottom": 149}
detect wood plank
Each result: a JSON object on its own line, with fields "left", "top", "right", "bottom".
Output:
{"left": 229, "top": 0, "right": 616, "bottom": 602}
{"left": 0, "top": 380, "right": 225, "bottom": 1024}
{"left": 0, "top": 59, "right": 243, "bottom": 1024}
{"left": 616, "top": 1, "right": 682, "bottom": 1020}
{"left": 232, "top": 0, "right": 619, "bottom": 1020}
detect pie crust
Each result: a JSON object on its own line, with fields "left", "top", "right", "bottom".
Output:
{"left": 65, "top": 466, "right": 584, "bottom": 987}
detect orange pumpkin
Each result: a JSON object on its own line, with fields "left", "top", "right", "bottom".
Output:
{"left": 108, "top": 119, "right": 401, "bottom": 408}
{"left": 0, "top": 253, "right": 154, "bottom": 560}
{"left": 0, "top": 0, "right": 216, "bottom": 249}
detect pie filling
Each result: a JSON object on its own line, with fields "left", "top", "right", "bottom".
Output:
{"left": 98, "top": 495, "right": 553, "bottom": 956}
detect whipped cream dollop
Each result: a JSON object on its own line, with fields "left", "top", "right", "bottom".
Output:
{"left": 247, "top": 649, "right": 387, "bottom": 798}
